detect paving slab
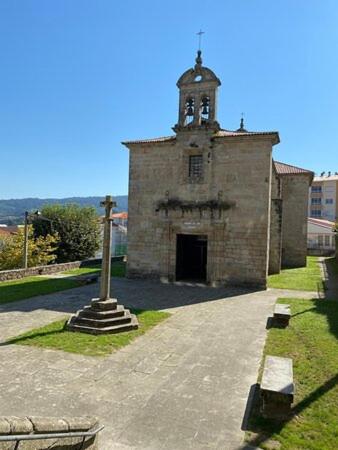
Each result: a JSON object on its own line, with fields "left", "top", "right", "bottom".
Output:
{"left": 0, "top": 278, "right": 319, "bottom": 449}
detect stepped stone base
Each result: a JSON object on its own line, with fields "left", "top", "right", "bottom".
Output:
{"left": 66, "top": 297, "right": 139, "bottom": 335}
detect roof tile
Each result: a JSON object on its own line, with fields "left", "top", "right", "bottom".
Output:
{"left": 274, "top": 161, "right": 313, "bottom": 176}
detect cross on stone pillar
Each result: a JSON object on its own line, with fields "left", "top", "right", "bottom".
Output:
{"left": 66, "top": 195, "right": 138, "bottom": 335}
{"left": 99, "top": 195, "right": 116, "bottom": 301}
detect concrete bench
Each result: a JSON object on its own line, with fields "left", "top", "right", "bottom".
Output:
{"left": 273, "top": 303, "right": 291, "bottom": 327}
{"left": 260, "top": 355, "right": 294, "bottom": 418}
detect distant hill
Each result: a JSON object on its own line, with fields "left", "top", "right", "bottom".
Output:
{"left": 0, "top": 196, "right": 128, "bottom": 225}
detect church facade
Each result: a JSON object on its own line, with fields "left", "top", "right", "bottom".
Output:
{"left": 123, "top": 52, "right": 313, "bottom": 288}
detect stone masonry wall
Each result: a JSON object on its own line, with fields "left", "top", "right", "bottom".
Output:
{"left": 281, "top": 174, "right": 311, "bottom": 267}
{"left": 0, "top": 256, "right": 124, "bottom": 282}
{"left": 269, "top": 169, "right": 282, "bottom": 274}
{"left": 0, "top": 416, "right": 99, "bottom": 450}
{"left": 269, "top": 199, "right": 283, "bottom": 274}
{"left": 126, "top": 132, "right": 274, "bottom": 288}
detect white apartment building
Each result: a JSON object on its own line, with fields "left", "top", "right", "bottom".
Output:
{"left": 309, "top": 172, "right": 338, "bottom": 221}
{"left": 307, "top": 218, "right": 336, "bottom": 255}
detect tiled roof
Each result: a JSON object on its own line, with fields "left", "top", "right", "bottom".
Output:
{"left": 274, "top": 161, "right": 314, "bottom": 176}
{"left": 122, "top": 136, "right": 176, "bottom": 145}
{"left": 308, "top": 218, "right": 336, "bottom": 230}
{"left": 0, "top": 226, "right": 18, "bottom": 236}
{"left": 112, "top": 212, "right": 128, "bottom": 220}
{"left": 313, "top": 174, "right": 338, "bottom": 182}
{"left": 122, "top": 129, "right": 280, "bottom": 145}
{"left": 215, "top": 129, "right": 280, "bottom": 141}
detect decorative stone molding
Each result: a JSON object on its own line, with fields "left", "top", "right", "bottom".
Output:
{"left": 156, "top": 198, "right": 235, "bottom": 218}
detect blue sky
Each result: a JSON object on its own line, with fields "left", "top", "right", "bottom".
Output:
{"left": 1, "top": 0, "right": 338, "bottom": 199}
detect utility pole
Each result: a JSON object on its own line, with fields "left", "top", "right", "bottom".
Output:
{"left": 23, "top": 211, "right": 29, "bottom": 269}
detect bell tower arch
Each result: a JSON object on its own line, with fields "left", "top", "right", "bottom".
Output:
{"left": 174, "top": 51, "right": 221, "bottom": 132}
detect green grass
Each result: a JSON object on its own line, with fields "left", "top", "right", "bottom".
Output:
{"left": 62, "top": 266, "right": 101, "bottom": 276}
{"left": 0, "top": 276, "right": 81, "bottom": 305}
{"left": 268, "top": 256, "right": 323, "bottom": 291}
{"left": 0, "top": 261, "right": 127, "bottom": 306}
{"left": 246, "top": 298, "right": 338, "bottom": 450}
{"left": 6, "top": 309, "right": 170, "bottom": 356}
{"left": 63, "top": 260, "right": 126, "bottom": 277}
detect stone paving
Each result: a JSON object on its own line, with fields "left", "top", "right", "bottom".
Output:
{"left": 0, "top": 279, "right": 318, "bottom": 449}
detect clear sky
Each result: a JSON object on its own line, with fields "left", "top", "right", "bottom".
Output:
{"left": 1, "top": 0, "right": 338, "bottom": 199}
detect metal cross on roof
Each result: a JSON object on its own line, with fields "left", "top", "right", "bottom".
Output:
{"left": 197, "top": 29, "right": 205, "bottom": 51}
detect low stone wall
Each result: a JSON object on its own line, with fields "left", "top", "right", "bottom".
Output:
{"left": 0, "top": 256, "right": 124, "bottom": 282}
{"left": 307, "top": 248, "right": 335, "bottom": 257}
{"left": 0, "top": 416, "right": 100, "bottom": 449}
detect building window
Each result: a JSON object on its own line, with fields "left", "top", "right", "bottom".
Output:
{"left": 325, "top": 198, "right": 334, "bottom": 204}
{"left": 311, "top": 186, "right": 322, "bottom": 193}
{"left": 318, "top": 235, "right": 323, "bottom": 246}
{"left": 311, "top": 210, "right": 321, "bottom": 217}
{"left": 325, "top": 235, "right": 330, "bottom": 246}
{"left": 311, "top": 197, "right": 321, "bottom": 205}
{"left": 189, "top": 155, "right": 203, "bottom": 178}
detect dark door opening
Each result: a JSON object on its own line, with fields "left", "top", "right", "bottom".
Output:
{"left": 176, "top": 234, "right": 207, "bottom": 281}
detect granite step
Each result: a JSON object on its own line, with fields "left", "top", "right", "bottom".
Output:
{"left": 67, "top": 316, "right": 139, "bottom": 335}
{"left": 91, "top": 298, "right": 118, "bottom": 311}
{"left": 73, "top": 312, "right": 133, "bottom": 328}
{"left": 80, "top": 304, "right": 126, "bottom": 319}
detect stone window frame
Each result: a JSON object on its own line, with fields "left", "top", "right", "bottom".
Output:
{"left": 182, "top": 148, "right": 206, "bottom": 184}
{"left": 189, "top": 154, "right": 203, "bottom": 178}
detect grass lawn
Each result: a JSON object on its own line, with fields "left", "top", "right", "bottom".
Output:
{"left": 0, "top": 261, "right": 127, "bottom": 306}
{"left": 0, "top": 276, "right": 81, "bottom": 305}
{"left": 246, "top": 298, "right": 338, "bottom": 450}
{"left": 6, "top": 309, "right": 170, "bottom": 356}
{"left": 268, "top": 256, "right": 323, "bottom": 292}
{"left": 63, "top": 260, "right": 126, "bottom": 277}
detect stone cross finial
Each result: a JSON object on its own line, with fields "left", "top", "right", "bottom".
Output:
{"left": 197, "top": 29, "right": 205, "bottom": 51}
{"left": 99, "top": 195, "right": 116, "bottom": 300}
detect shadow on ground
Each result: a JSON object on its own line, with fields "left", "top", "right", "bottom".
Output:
{"left": 323, "top": 257, "right": 338, "bottom": 300}
{"left": 242, "top": 297, "right": 338, "bottom": 448}
{"left": 0, "top": 276, "right": 263, "bottom": 315}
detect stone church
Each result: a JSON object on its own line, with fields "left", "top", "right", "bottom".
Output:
{"left": 123, "top": 51, "right": 313, "bottom": 288}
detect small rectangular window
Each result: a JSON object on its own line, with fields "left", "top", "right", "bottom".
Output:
{"left": 311, "top": 198, "right": 321, "bottom": 205}
{"left": 311, "top": 186, "right": 322, "bottom": 193}
{"left": 189, "top": 155, "right": 203, "bottom": 178}
{"left": 311, "top": 210, "right": 321, "bottom": 217}
{"left": 318, "top": 235, "right": 323, "bottom": 246}
{"left": 325, "top": 235, "right": 330, "bottom": 246}
{"left": 325, "top": 198, "right": 333, "bottom": 204}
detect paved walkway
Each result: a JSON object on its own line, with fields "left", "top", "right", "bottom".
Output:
{"left": 0, "top": 280, "right": 318, "bottom": 449}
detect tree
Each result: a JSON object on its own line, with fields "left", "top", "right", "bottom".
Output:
{"left": 33, "top": 204, "right": 100, "bottom": 263}
{"left": 0, "top": 227, "right": 59, "bottom": 270}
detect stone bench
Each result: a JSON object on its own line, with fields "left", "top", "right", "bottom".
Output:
{"left": 0, "top": 416, "right": 101, "bottom": 450}
{"left": 273, "top": 303, "right": 291, "bottom": 327}
{"left": 260, "top": 355, "right": 294, "bottom": 418}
